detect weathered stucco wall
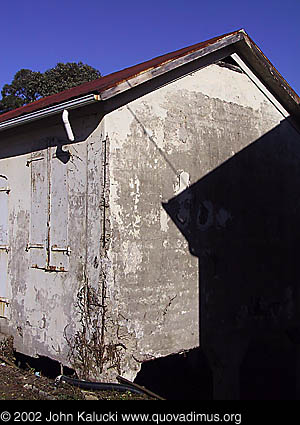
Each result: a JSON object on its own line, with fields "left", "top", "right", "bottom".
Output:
{"left": 0, "top": 112, "right": 105, "bottom": 371}
{"left": 1, "top": 58, "right": 300, "bottom": 398}
{"left": 105, "top": 61, "right": 298, "bottom": 392}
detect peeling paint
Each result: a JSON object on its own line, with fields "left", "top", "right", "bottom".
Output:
{"left": 174, "top": 171, "right": 190, "bottom": 195}
{"left": 160, "top": 208, "right": 169, "bottom": 232}
{"left": 0, "top": 57, "right": 295, "bottom": 389}
{"left": 103, "top": 60, "right": 292, "bottom": 384}
{"left": 122, "top": 241, "right": 143, "bottom": 276}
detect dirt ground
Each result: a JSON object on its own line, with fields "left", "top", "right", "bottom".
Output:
{"left": 0, "top": 337, "right": 153, "bottom": 400}
{"left": 0, "top": 361, "right": 154, "bottom": 400}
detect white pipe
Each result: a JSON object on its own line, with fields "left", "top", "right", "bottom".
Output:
{"left": 0, "top": 94, "right": 100, "bottom": 132}
{"left": 62, "top": 109, "right": 74, "bottom": 141}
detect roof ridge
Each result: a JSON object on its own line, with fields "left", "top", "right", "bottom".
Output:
{"left": 0, "top": 30, "right": 243, "bottom": 123}
{"left": 1, "top": 29, "right": 299, "bottom": 127}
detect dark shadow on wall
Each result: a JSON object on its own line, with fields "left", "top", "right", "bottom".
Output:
{"left": 240, "top": 331, "right": 297, "bottom": 400}
{"left": 0, "top": 106, "right": 104, "bottom": 161}
{"left": 134, "top": 347, "right": 212, "bottom": 400}
{"left": 162, "top": 118, "right": 300, "bottom": 400}
{"left": 14, "top": 351, "right": 75, "bottom": 379}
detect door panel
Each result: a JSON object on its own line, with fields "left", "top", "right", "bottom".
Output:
{"left": 0, "top": 176, "right": 9, "bottom": 317}
{"left": 50, "top": 151, "right": 69, "bottom": 271}
{"left": 29, "top": 153, "right": 48, "bottom": 269}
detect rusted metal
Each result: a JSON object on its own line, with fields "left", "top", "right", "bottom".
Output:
{"left": 51, "top": 245, "right": 71, "bottom": 255}
{"left": 0, "top": 30, "right": 250, "bottom": 125}
{"left": 0, "top": 29, "right": 299, "bottom": 127}
{"left": 26, "top": 243, "right": 44, "bottom": 251}
{"left": 45, "top": 265, "right": 66, "bottom": 272}
{"left": 30, "top": 264, "right": 67, "bottom": 272}
{"left": 0, "top": 298, "right": 9, "bottom": 318}
{"left": 0, "top": 246, "right": 9, "bottom": 253}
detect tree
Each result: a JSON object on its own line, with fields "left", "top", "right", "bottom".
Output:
{"left": 39, "top": 62, "right": 101, "bottom": 98}
{"left": 0, "top": 62, "right": 101, "bottom": 114}
{"left": 0, "top": 69, "right": 43, "bottom": 113}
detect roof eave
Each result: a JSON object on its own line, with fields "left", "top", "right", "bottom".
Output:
{"left": 0, "top": 29, "right": 299, "bottom": 132}
{"left": 98, "top": 32, "right": 244, "bottom": 102}
{"left": 0, "top": 94, "right": 100, "bottom": 132}
{"left": 234, "top": 32, "right": 300, "bottom": 122}
{"left": 0, "top": 31, "right": 244, "bottom": 132}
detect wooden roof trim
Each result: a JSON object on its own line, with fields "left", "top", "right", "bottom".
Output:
{"left": 0, "top": 29, "right": 299, "bottom": 127}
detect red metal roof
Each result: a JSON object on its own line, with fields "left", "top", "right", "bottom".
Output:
{"left": 0, "top": 30, "right": 242, "bottom": 124}
{"left": 1, "top": 29, "right": 299, "bottom": 125}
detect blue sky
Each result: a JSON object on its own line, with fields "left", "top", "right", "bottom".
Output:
{"left": 1, "top": 0, "right": 300, "bottom": 95}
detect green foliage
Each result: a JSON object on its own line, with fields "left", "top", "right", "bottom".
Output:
{"left": 0, "top": 62, "right": 101, "bottom": 114}
{"left": 40, "top": 62, "right": 101, "bottom": 97}
{"left": 0, "top": 69, "right": 43, "bottom": 113}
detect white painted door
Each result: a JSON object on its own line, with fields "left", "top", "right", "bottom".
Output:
{"left": 49, "top": 148, "right": 70, "bottom": 271}
{"left": 29, "top": 152, "right": 48, "bottom": 269}
{"left": 28, "top": 145, "right": 70, "bottom": 272}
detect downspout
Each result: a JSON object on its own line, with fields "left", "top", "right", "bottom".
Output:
{"left": 62, "top": 109, "right": 75, "bottom": 141}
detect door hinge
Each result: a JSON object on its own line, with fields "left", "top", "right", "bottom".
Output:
{"left": 51, "top": 245, "right": 71, "bottom": 256}
{"left": 25, "top": 243, "right": 44, "bottom": 252}
{"left": 0, "top": 245, "right": 9, "bottom": 253}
